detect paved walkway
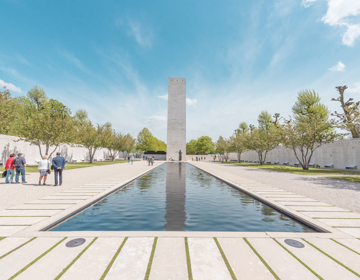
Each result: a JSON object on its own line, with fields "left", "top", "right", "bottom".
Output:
{"left": 1, "top": 161, "right": 360, "bottom": 279}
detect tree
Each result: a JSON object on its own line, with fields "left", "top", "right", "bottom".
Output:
{"left": 14, "top": 86, "right": 74, "bottom": 158}
{"left": 247, "top": 112, "right": 280, "bottom": 165}
{"left": 216, "top": 136, "right": 231, "bottom": 161}
{"left": 281, "top": 89, "right": 338, "bottom": 170}
{"left": 231, "top": 127, "right": 249, "bottom": 162}
{"left": 136, "top": 128, "right": 158, "bottom": 152}
{"left": 0, "top": 87, "right": 16, "bottom": 134}
{"left": 331, "top": 85, "right": 360, "bottom": 138}
{"left": 237, "top": 122, "right": 249, "bottom": 134}
{"left": 186, "top": 139, "right": 198, "bottom": 154}
{"left": 196, "top": 136, "right": 215, "bottom": 154}
{"left": 122, "top": 133, "right": 136, "bottom": 159}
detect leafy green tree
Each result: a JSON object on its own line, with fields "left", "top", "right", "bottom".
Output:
{"left": 281, "top": 89, "right": 338, "bottom": 170}
{"left": 122, "top": 133, "right": 136, "bottom": 159}
{"left": 231, "top": 127, "right": 249, "bottom": 162}
{"left": 186, "top": 139, "right": 198, "bottom": 154}
{"left": 0, "top": 87, "right": 16, "bottom": 134}
{"left": 216, "top": 136, "right": 231, "bottom": 161}
{"left": 15, "top": 86, "right": 74, "bottom": 158}
{"left": 196, "top": 136, "right": 215, "bottom": 154}
{"left": 237, "top": 122, "right": 249, "bottom": 134}
{"left": 136, "top": 128, "right": 158, "bottom": 152}
{"left": 331, "top": 85, "right": 360, "bottom": 138}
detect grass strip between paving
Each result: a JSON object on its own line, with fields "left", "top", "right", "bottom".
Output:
{"left": 0, "top": 237, "right": 37, "bottom": 260}
{"left": 330, "top": 239, "right": 360, "bottom": 256}
{"left": 302, "top": 239, "right": 360, "bottom": 278}
{"left": 8, "top": 237, "right": 67, "bottom": 280}
{"left": 273, "top": 239, "right": 323, "bottom": 279}
{"left": 0, "top": 237, "right": 6, "bottom": 241}
{"left": 214, "top": 237, "right": 237, "bottom": 280}
{"left": 184, "top": 237, "right": 193, "bottom": 280}
{"left": 144, "top": 237, "right": 158, "bottom": 280}
{"left": 100, "top": 237, "right": 128, "bottom": 280}
{"left": 243, "top": 238, "right": 280, "bottom": 280}
{"left": 54, "top": 237, "right": 98, "bottom": 280}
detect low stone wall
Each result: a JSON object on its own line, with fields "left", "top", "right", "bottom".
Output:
{"left": 0, "top": 134, "right": 122, "bottom": 165}
{"left": 229, "top": 138, "right": 360, "bottom": 170}
{"left": 143, "top": 154, "right": 166, "bottom": 160}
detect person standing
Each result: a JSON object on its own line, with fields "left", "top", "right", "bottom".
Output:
{"left": 38, "top": 155, "right": 50, "bottom": 185}
{"left": 131, "top": 155, "right": 134, "bottom": 165}
{"left": 5, "top": 153, "right": 15, "bottom": 184}
{"left": 52, "top": 152, "right": 66, "bottom": 186}
{"left": 151, "top": 156, "right": 154, "bottom": 166}
{"left": 14, "top": 153, "right": 27, "bottom": 184}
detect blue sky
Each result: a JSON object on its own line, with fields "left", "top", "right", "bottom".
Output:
{"left": 1, "top": 0, "right": 360, "bottom": 142}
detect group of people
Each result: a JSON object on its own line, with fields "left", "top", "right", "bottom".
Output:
{"left": 147, "top": 156, "right": 155, "bottom": 166}
{"left": 127, "top": 156, "right": 135, "bottom": 164}
{"left": 192, "top": 156, "right": 207, "bottom": 161}
{"left": 4, "top": 152, "right": 66, "bottom": 186}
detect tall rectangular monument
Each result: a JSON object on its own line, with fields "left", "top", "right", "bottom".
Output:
{"left": 167, "top": 78, "right": 186, "bottom": 161}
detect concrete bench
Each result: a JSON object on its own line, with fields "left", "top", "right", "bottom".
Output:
{"left": 283, "top": 162, "right": 289, "bottom": 165}
{"left": 346, "top": 165, "right": 357, "bottom": 170}
{"left": 266, "top": 161, "right": 271, "bottom": 164}
{"left": 294, "top": 162, "right": 300, "bottom": 167}
{"left": 324, "top": 164, "right": 334, "bottom": 168}
{"left": 72, "top": 159, "right": 77, "bottom": 163}
{"left": 274, "top": 161, "right": 279, "bottom": 164}
{"left": 35, "top": 160, "right": 40, "bottom": 164}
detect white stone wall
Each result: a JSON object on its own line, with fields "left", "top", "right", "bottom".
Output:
{"left": 0, "top": 134, "right": 121, "bottom": 165}
{"left": 167, "top": 78, "right": 186, "bottom": 161}
{"left": 229, "top": 139, "right": 360, "bottom": 170}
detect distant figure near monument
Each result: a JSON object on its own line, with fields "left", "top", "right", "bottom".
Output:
{"left": 167, "top": 78, "right": 186, "bottom": 161}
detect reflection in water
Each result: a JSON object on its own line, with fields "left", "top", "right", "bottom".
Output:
{"left": 50, "top": 163, "right": 315, "bottom": 232}
{"left": 164, "top": 163, "right": 186, "bottom": 231}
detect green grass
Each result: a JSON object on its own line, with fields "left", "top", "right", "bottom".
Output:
{"left": 326, "top": 176, "right": 360, "bottom": 183}
{"left": 184, "top": 237, "right": 193, "bottom": 280}
{"left": 144, "top": 237, "right": 158, "bottom": 280}
{"left": 214, "top": 238, "right": 236, "bottom": 280}
{"left": 0, "top": 160, "right": 127, "bottom": 173}
{"left": 217, "top": 161, "right": 360, "bottom": 175}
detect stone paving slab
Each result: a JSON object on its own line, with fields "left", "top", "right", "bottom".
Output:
{"left": 301, "top": 212, "right": 360, "bottom": 219}
{"left": 277, "top": 237, "right": 359, "bottom": 280}
{"left": 61, "top": 237, "right": 124, "bottom": 280}
{"left": 246, "top": 238, "right": 318, "bottom": 279}
{"left": 15, "top": 237, "right": 90, "bottom": 280}
{"left": 26, "top": 200, "right": 80, "bottom": 204}
{"left": 41, "top": 195, "right": 93, "bottom": 200}
{"left": 149, "top": 237, "right": 187, "bottom": 280}
{"left": 188, "top": 238, "right": 232, "bottom": 280}
{"left": 336, "top": 228, "right": 360, "bottom": 237}
{"left": 317, "top": 219, "right": 360, "bottom": 227}
{"left": 0, "top": 237, "right": 63, "bottom": 280}
{"left": 332, "top": 238, "right": 360, "bottom": 253}
{"left": 0, "top": 237, "right": 31, "bottom": 257}
{"left": 280, "top": 202, "right": 332, "bottom": 206}
{"left": 0, "top": 216, "right": 47, "bottom": 225}
{"left": 288, "top": 206, "right": 347, "bottom": 212}
{"left": 105, "top": 237, "right": 154, "bottom": 280}
{"left": 7, "top": 204, "right": 71, "bottom": 210}
{"left": 0, "top": 209, "right": 62, "bottom": 217}
{"left": 218, "top": 238, "right": 273, "bottom": 279}
{"left": 0, "top": 226, "right": 29, "bottom": 236}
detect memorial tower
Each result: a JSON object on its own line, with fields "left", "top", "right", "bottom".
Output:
{"left": 167, "top": 78, "right": 186, "bottom": 161}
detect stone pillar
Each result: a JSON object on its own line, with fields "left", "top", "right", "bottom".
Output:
{"left": 167, "top": 78, "right": 186, "bottom": 161}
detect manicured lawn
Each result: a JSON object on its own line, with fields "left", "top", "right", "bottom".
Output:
{"left": 326, "top": 176, "right": 360, "bottom": 183}
{"left": 0, "top": 160, "right": 127, "bottom": 173}
{"left": 216, "top": 161, "right": 360, "bottom": 175}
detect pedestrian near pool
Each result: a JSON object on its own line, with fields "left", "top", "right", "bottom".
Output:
{"left": 14, "top": 153, "right": 27, "bottom": 184}
{"left": 148, "top": 157, "right": 151, "bottom": 166}
{"left": 38, "top": 155, "right": 50, "bottom": 185}
{"left": 5, "top": 153, "right": 15, "bottom": 184}
{"left": 52, "top": 152, "right": 66, "bottom": 186}
{"left": 151, "top": 156, "right": 154, "bottom": 166}
{"left": 131, "top": 155, "right": 134, "bottom": 165}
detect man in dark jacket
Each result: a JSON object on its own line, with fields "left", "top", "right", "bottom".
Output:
{"left": 52, "top": 152, "right": 66, "bottom": 186}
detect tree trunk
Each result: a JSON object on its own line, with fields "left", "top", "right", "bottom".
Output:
{"left": 237, "top": 151, "right": 241, "bottom": 163}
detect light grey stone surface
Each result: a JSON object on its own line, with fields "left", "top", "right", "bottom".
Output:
{"left": 167, "top": 78, "right": 186, "bottom": 161}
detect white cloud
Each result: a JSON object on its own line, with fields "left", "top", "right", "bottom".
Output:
{"left": 116, "top": 17, "right": 153, "bottom": 47}
{"left": 304, "top": 0, "right": 360, "bottom": 46}
{"left": 60, "top": 50, "right": 90, "bottom": 73}
{"left": 146, "top": 115, "right": 167, "bottom": 126}
{"left": 329, "top": 61, "right": 346, "bottom": 71}
{"left": 186, "top": 98, "right": 197, "bottom": 106}
{"left": 301, "top": 0, "right": 317, "bottom": 8}
{"left": 158, "top": 94, "right": 168, "bottom": 100}
{"left": 0, "top": 79, "right": 22, "bottom": 93}
{"left": 348, "top": 82, "right": 360, "bottom": 93}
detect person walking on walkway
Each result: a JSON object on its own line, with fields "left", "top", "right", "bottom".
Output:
{"left": 14, "top": 153, "right": 27, "bottom": 184}
{"left": 5, "top": 153, "right": 15, "bottom": 184}
{"left": 38, "top": 155, "right": 50, "bottom": 185}
{"left": 151, "top": 156, "right": 154, "bottom": 166}
{"left": 52, "top": 152, "right": 66, "bottom": 186}
{"left": 131, "top": 155, "right": 134, "bottom": 165}
{"left": 148, "top": 157, "right": 151, "bottom": 166}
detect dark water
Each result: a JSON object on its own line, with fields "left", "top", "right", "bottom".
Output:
{"left": 50, "top": 163, "right": 314, "bottom": 232}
